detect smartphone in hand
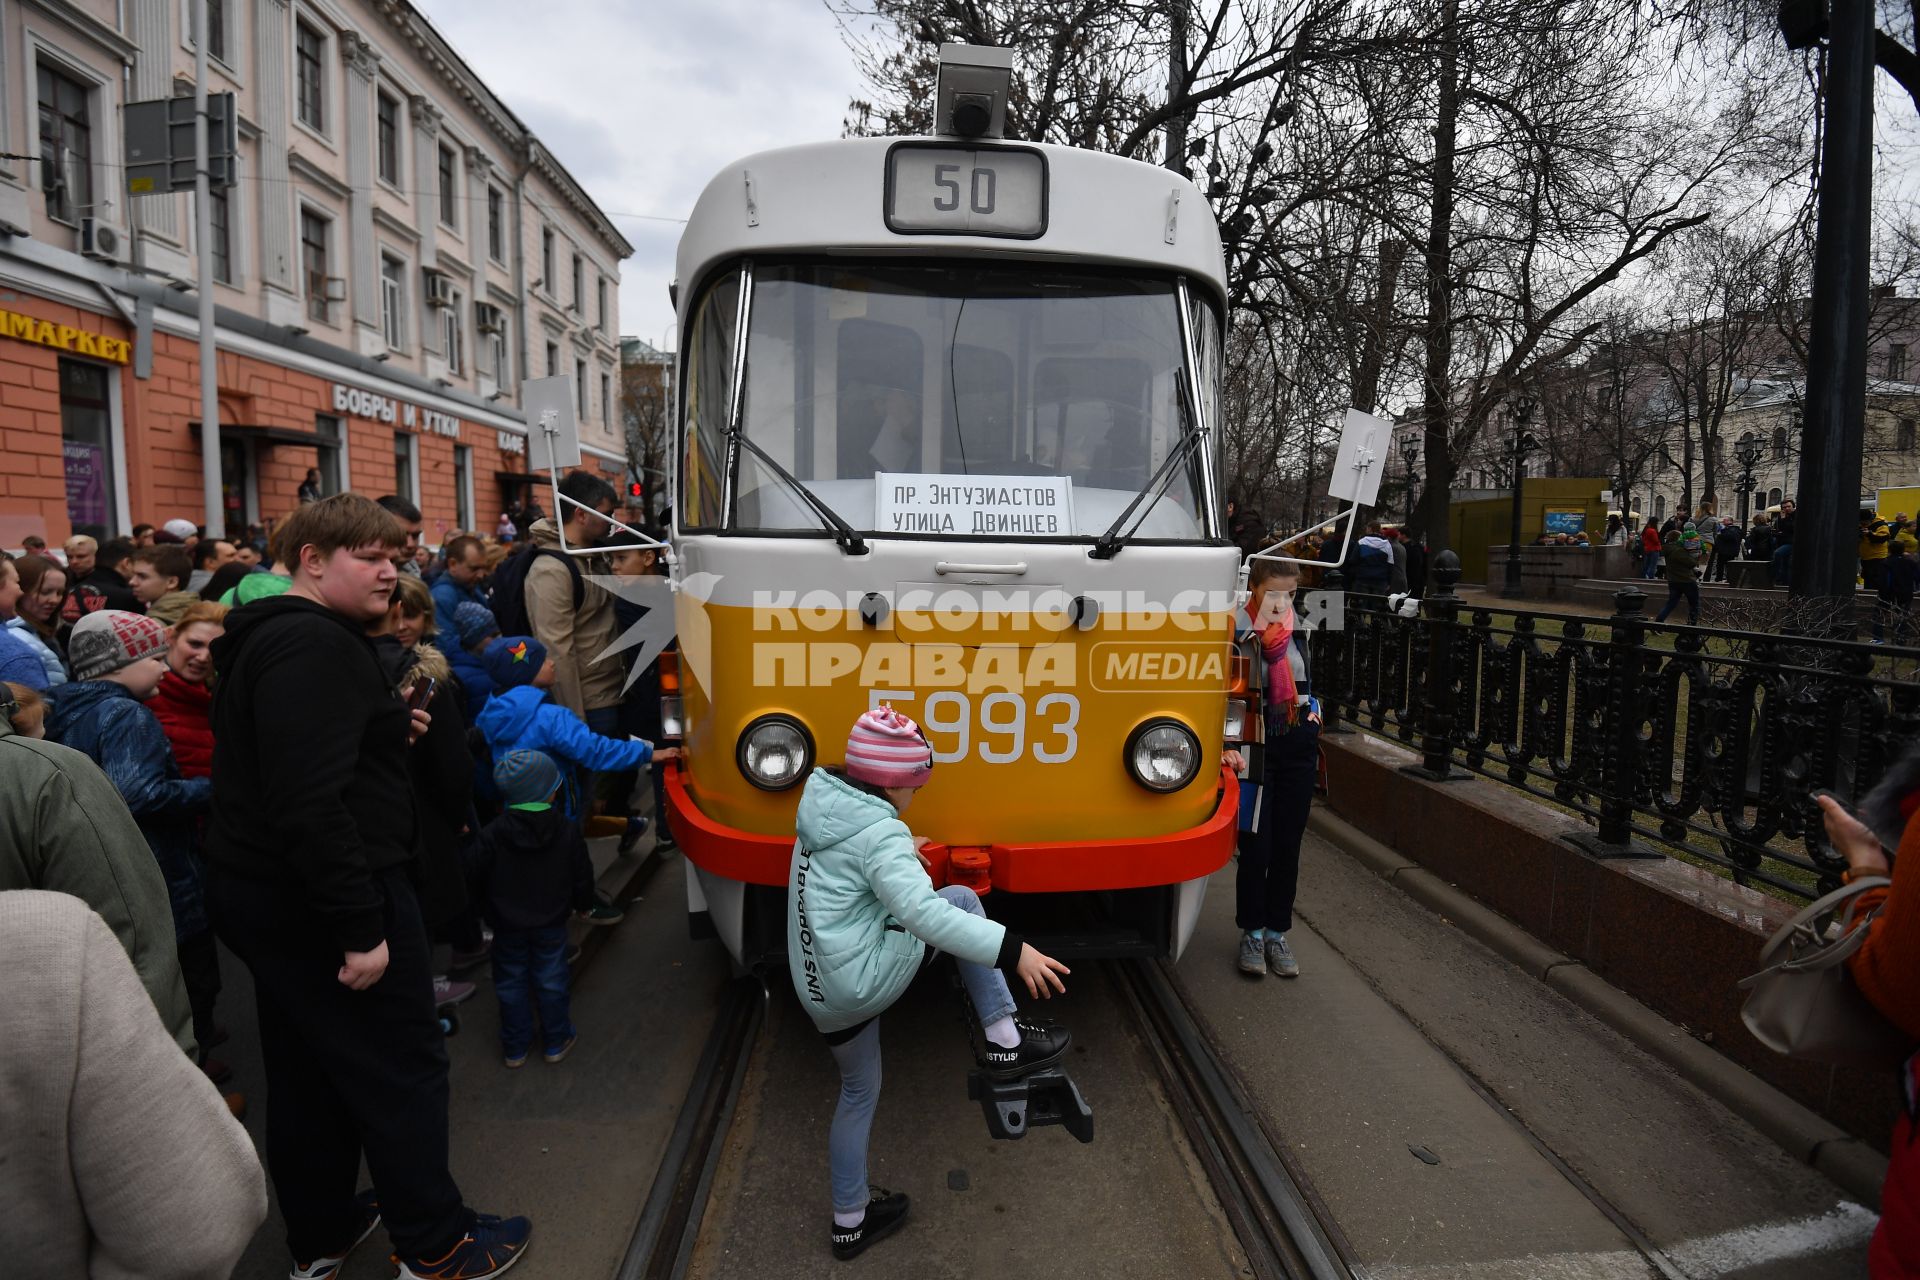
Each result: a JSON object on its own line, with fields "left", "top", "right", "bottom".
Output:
{"left": 406, "top": 676, "right": 438, "bottom": 712}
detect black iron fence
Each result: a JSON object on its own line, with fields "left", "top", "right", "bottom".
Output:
{"left": 1307, "top": 553, "right": 1920, "bottom": 900}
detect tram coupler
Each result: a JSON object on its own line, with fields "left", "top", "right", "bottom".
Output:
{"left": 966, "top": 1066, "right": 1094, "bottom": 1143}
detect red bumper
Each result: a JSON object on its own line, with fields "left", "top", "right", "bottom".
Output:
{"left": 664, "top": 765, "right": 1240, "bottom": 892}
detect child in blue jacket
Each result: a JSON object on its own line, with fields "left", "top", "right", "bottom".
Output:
{"left": 473, "top": 634, "right": 678, "bottom": 817}
{"left": 786, "top": 705, "right": 1072, "bottom": 1261}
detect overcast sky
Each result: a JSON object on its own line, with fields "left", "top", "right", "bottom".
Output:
{"left": 414, "top": 0, "right": 867, "bottom": 352}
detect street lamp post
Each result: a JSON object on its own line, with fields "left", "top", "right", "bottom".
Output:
{"left": 1401, "top": 437, "right": 1421, "bottom": 528}
{"left": 1734, "top": 432, "right": 1763, "bottom": 527}
{"left": 1501, "top": 397, "right": 1539, "bottom": 599}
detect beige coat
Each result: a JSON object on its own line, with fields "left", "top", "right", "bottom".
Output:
{"left": 0, "top": 890, "right": 266, "bottom": 1277}
{"left": 524, "top": 517, "right": 625, "bottom": 717}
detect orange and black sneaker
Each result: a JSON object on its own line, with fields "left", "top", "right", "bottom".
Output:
{"left": 391, "top": 1213, "right": 531, "bottom": 1279}
{"left": 289, "top": 1189, "right": 380, "bottom": 1279}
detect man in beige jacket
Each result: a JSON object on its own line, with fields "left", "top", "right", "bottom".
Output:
{"left": 523, "top": 470, "right": 625, "bottom": 724}
{"left": 0, "top": 890, "right": 266, "bottom": 1277}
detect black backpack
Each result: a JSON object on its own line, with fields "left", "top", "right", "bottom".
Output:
{"left": 488, "top": 545, "right": 583, "bottom": 637}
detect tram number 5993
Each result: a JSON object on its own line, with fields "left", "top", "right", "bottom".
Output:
{"left": 932, "top": 163, "right": 996, "bottom": 215}
{"left": 868, "top": 690, "right": 1080, "bottom": 764}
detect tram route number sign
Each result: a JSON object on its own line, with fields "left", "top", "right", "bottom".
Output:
{"left": 875, "top": 472, "right": 1075, "bottom": 537}
{"left": 885, "top": 146, "right": 1046, "bottom": 238}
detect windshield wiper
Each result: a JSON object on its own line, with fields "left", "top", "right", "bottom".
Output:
{"left": 1090, "top": 373, "right": 1206, "bottom": 560}
{"left": 731, "top": 431, "right": 869, "bottom": 556}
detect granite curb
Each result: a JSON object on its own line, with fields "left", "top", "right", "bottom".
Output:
{"left": 1306, "top": 803, "right": 1890, "bottom": 1210}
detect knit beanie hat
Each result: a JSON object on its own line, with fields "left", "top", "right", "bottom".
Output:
{"left": 844, "top": 703, "right": 934, "bottom": 789}
{"left": 69, "top": 609, "right": 170, "bottom": 681}
{"left": 494, "top": 749, "right": 561, "bottom": 807}
{"left": 483, "top": 635, "right": 548, "bottom": 690}
{"left": 454, "top": 601, "right": 502, "bottom": 649}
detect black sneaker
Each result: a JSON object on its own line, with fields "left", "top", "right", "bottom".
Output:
{"left": 829, "top": 1186, "right": 909, "bottom": 1261}
{"left": 978, "top": 1018, "right": 1072, "bottom": 1080}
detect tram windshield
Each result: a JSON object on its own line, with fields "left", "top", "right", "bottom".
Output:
{"left": 679, "top": 263, "right": 1219, "bottom": 540}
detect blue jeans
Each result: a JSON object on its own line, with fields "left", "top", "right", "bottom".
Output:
{"left": 1771, "top": 544, "right": 1792, "bottom": 586}
{"left": 825, "top": 885, "right": 1014, "bottom": 1213}
{"left": 1641, "top": 551, "right": 1661, "bottom": 580}
{"left": 492, "top": 924, "right": 574, "bottom": 1057}
{"left": 1656, "top": 579, "right": 1701, "bottom": 625}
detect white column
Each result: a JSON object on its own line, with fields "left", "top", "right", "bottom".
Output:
{"left": 340, "top": 32, "right": 381, "bottom": 349}
{"left": 253, "top": 0, "right": 293, "bottom": 292}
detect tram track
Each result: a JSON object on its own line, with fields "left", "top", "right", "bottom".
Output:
{"left": 616, "top": 976, "right": 766, "bottom": 1280}
{"left": 1112, "top": 958, "right": 1356, "bottom": 1280}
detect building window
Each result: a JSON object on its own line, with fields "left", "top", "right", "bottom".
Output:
{"left": 295, "top": 20, "right": 325, "bottom": 131}
{"left": 437, "top": 145, "right": 457, "bottom": 228}
{"left": 1901, "top": 417, "right": 1917, "bottom": 453}
{"left": 490, "top": 319, "right": 510, "bottom": 389}
{"left": 206, "top": 0, "right": 229, "bottom": 62}
{"left": 545, "top": 341, "right": 559, "bottom": 378}
{"left": 571, "top": 252, "right": 583, "bottom": 314}
{"left": 1655, "top": 494, "right": 1666, "bottom": 521}
{"left": 487, "top": 187, "right": 504, "bottom": 262}
{"left": 207, "top": 185, "right": 232, "bottom": 284}
{"left": 1772, "top": 425, "right": 1788, "bottom": 459}
{"left": 597, "top": 277, "right": 607, "bottom": 332}
{"left": 60, "top": 358, "right": 114, "bottom": 543}
{"left": 443, "top": 291, "right": 465, "bottom": 376}
{"left": 301, "top": 208, "right": 331, "bottom": 323}
{"left": 576, "top": 358, "right": 588, "bottom": 417}
{"left": 394, "top": 432, "right": 416, "bottom": 503}
{"left": 380, "top": 254, "right": 405, "bottom": 349}
{"left": 540, "top": 226, "right": 554, "bottom": 293}
{"left": 1892, "top": 343, "right": 1910, "bottom": 383}
{"left": 314, "top": 414, "right": 343, "bottom": 495}
{"left": 37, "top": 63, "right": 92, "bottom": 226}
{"left": 454, "top": 444, "right": 472, "bottom": 530}
{"left": 376, "top": 91, "right": 400, "bottom": 185}
{"left": 600, "top": 372, "right": 611, "bottom": 428}
{"left": 1768, "top": 487, "right": 1783, "bottom": 508}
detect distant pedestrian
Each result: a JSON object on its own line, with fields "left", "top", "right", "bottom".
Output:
{"left": 64, "top": 536, "right": 141, "bottom": 619}
{"left": 299, "top": 467, "right": 323, "bottom": 504}
{"left": 129, "top": 544, "right": 192, "bottom": 615}
{"left": 1640, "top": 520, "right": 1662, "bottom": 580}
{"left": 377, "top": 495, "right": 427, "bottom": 579}
{"left": 431, "top": 534, "right": 491, "bottom": 623}
{"left": 0, "top": 890, "right": 267, "bottom": 1279}
{"left": 469, "top": 751, "right": 595, "bottom": 1068}
{"left": 187, "top": 536, "right": 237, "bottom": 595}
{"left": 1712, "top": 518, "right": 1742, "bottom": 583}
{"left": 1745, "top": 514, "right": 1774, "bottom": 565}
{"left": 1656, "top": 526, "right": 1701, "bottom": 625}
{"left": 1771, "top": 499, "right": 1796, "bottom": 586}
{"left": 203, "top": 494, "right": 529, "bottom": 1278}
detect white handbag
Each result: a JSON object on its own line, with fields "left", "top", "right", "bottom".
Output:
{"left": 1737, "top": 876, "right": 1910, "bottom": 1069}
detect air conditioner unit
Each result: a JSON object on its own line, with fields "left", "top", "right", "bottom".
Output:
{"left": 424, "top": 270, "right": 455, "bottom": 309}
{"left": 475, "top": 301, "right": 504, "bottom": 334}
{"left": 80, "top": 218, "right": 122, "bottom": 263}
{"left": 323, "top": 276, "right": 348, "bottom": 302}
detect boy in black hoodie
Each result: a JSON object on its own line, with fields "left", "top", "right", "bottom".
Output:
{"left": 203, "top": 494, "right": 529, "bottom": 1280}
{"left": 469, "top": 749, "right": 595, "bottom": 1068}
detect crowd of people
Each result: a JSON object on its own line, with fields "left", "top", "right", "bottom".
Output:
{"left": 0, "top": 474, "right": 679, "bottom": 1278}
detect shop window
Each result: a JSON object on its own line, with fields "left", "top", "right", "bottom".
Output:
{"left": 394, "top": 432, "right": 416, "bottom": 504}
{"left": 295, "top": 20, "right": 325, "bottom": 132}
{"left": 315, "top": 414, "right": 343, "bottom": 495}
{"left": 380, "top": 254, "right": 406, "bottom": 349}
{"left": 37, "top": 62, "right": 93, "bottom": 226}
{"left": 454, "top": 445, "right": 472, "bottom": 531}
{"left": 437, "top": 144, "right": 457, "bottom": 229}
{"left": 59, "top": 358, "right": 114, "bottom": 542}
{"left": 377, "top": 91, "right": 400, "bottom": 186}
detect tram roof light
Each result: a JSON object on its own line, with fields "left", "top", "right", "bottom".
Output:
{"left": 935, "top": 44, "right": 1013, "bottom": 140}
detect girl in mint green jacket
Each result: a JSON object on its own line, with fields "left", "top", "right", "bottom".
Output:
{"left": 786, "top": 705, "right": 1072, "bottom": 1261}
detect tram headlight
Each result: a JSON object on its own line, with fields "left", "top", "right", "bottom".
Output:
{"left": 737, "top": 715, "right": 813, "bottom": 791}
{"left": 659, "top": 694, "right": 685, "bottom": 741}
{"left": 1124, "top": 718, "right": 1202, "bottom": 793}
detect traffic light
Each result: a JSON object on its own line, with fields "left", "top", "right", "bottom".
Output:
{"left": 627, "top": 478, "right": 645, "bottom": 503}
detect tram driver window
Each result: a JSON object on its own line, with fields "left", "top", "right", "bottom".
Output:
{"left": 835, "top": 319, "right": 924, "bottom": 477}
{"left": 1031, "top": 357, "right": 1150, "bottom": 491}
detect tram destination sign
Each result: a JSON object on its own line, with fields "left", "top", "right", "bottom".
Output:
{"left": 884, "top": 144, "right": 1046, "bottom": 239}
{"left": 875, "top": 473, "right": 1074, "bottom": 536}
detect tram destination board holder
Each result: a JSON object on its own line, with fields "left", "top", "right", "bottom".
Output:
{"left": 967, "top": 1066, "right": 1095, "bottom": 1143}
{"left": 1246, "top": 406, "right": 1392, "bottom": 576}
{"left": 522, "top": 374, "right": 672, "bottom": 563}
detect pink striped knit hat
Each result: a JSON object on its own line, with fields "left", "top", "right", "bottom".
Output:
{"left": 845, "top": 703, "right": 935, "bottom": 789}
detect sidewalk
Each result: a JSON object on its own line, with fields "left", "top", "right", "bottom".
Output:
{"left": 1174, "top": 819, "right": 1873, "bottom": 1279}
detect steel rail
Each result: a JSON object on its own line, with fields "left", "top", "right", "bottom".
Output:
{"left": 1113, "top": 958, "right": 1353, "bottom": 1280}
{"left": 615, "top": 976, "right": 766, "bottom": 1280}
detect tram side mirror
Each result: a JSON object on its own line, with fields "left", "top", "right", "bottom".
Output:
{"left": 935, "top": 44, "right": 1013, "bottom": 140}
